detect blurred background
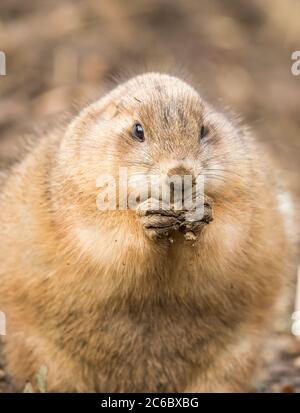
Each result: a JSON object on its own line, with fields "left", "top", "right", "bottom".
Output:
{"left": 0, "top": 0, "right": 299, "bottom": 392}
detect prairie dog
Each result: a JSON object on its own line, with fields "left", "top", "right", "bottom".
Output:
{"left": 0, "top": 73, "right": 296, "bottom": 392}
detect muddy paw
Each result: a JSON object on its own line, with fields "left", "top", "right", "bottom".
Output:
{"left": 180, "top": 197, "right": 214, "bottom": 241}
{"left": 139, "top": 211, "right": 181, "bottom": 241}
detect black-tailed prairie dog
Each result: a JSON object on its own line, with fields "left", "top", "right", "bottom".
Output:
{"left": 0, "top": 73, "right": 296, "bottom": 392}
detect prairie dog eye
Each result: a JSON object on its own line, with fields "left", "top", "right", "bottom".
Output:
{"left": 132, "top": 123, "right": 145, "bottom": 142}
{"left": 200, "top": 125, "right": 209, "bottom": 140}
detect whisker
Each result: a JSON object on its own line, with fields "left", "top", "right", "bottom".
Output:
{"left": 203, "top": 174, "right": 227, "bottom": 184}
{"left": 204, "top": 168, "right": 244, "bottom": 179}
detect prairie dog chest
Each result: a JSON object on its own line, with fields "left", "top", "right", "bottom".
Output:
{"left": 54, "top": 298, "right": 214, "bottom": 392}
{"left": 96, "top": 308, "right": 212, "bottom": 392}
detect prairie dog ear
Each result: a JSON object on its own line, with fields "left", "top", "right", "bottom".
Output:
{"left": 66, "top": 87, "right": 126, "bottom": 140}
{"left": 99, "top": 100, "right": 120, "bottom": 121}
{"left": 90, "top": 86, "right": 127, "bottom": 122}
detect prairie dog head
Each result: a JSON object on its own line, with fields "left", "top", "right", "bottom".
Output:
{"left": 57, "top": 73, "right": 254, "bottom": 224}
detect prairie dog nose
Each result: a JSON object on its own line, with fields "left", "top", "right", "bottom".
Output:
{"left": 167, "top": 166, "right": 194, "bottom": 179}
{"left": 162, "top": 165, "right": 196, "bottom": 209}
{"left": 166, "top": 165, "right": 196, "bottom": 190}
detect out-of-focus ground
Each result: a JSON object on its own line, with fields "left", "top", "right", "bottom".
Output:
{"left": 0, "top": 0, "right": 299, "bottom": 392}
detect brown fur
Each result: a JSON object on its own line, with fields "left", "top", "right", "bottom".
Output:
{"left": 0, "top": 73, "right": 296, "bottom": 392}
